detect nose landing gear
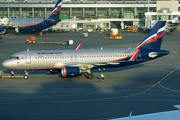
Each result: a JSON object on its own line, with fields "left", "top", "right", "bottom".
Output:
{"left": 24, "top": 71, "right": 29, "bottom": 79}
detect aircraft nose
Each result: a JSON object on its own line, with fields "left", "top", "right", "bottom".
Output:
{"left": 2, "top": 60, "right": 11, "bottom": 69}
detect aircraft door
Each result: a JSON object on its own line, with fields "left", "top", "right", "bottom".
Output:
{"left": 25, "top": 53, "right": 31, "bottom": 64}
{"left": 70, "top": 55, "right": 73, "bottom": 61}
{"left": 136, "top": 51, "right": 141, "bottom": 61}
{"left": 74, "top": 55, "right": 77, "bottom": 61}
{"left": 70, "top": 55, "right": 77, "bottom": 61}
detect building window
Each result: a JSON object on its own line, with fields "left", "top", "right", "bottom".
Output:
{"left": 97, "top": 8, "right": 108, "bottom": 18}
{"left": 34, "top": 8, "right": 45, "bottom": 18}
{"left": 84, "top": 8, "right": 96, "bottom": 19}
{"left": 0, "top": 7, "right": 8, "bottom": 18}
{"left": 22, "top": 8, "right": 32, "bottom": 18}
{"left": 110, "top": 8, "right": 122, "bottom": 18}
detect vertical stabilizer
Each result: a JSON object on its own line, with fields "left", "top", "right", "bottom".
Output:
{"left": 137, "top": 21, "right": 166, "bottom": 50}
{"left": 48, "top": 0, "right": 62, "bottom": 20}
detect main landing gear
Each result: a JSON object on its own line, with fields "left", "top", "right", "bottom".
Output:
{"left": 85, "top": 69, "right": 93, "bottom": 79}
{"left": 24, "top": 71, "right": 29, "bottom": 79}
{"left": 86, "top": 73, "right": 93, "bottom": 79}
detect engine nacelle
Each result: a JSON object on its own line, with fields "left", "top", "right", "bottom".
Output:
{"left": 61, "top": 66, "right": 81, "bottom": 77}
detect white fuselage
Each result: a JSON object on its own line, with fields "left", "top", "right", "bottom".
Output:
{"left": 2, "top": 48, "right": 136, "bottom": 70}
{"left": 9, "top": 18, "right": 44, "bottom": 27}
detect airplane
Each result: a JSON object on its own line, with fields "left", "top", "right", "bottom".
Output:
{"left": 2, "top": 21, "right": 169, "bottom": 79}
{"left": 110, "top": 105, "right": 180, "bottom": 120}
{"left": 0, "top": 0, "right": 63, "bottom": 35}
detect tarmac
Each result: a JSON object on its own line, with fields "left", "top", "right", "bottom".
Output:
{"left": 0, "top": 29, "right": 180, "bottom": 120}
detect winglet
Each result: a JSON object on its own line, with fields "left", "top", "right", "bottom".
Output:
{"left": 174, "top": 105, "right": 180, "bottom": 111}
{"left": 76, "top": 43, "right": 82, "bottom": 50}
{"left": 129, "top": 111, "right": 132, "bottom": 118}
{"left": 88, "top": 18, "right": 92, "bottom": 22}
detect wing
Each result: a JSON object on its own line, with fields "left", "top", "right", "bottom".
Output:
{"left": 54, "top": 57, "right": 131, "bottom": 70}
{"left": 59, "top": 18, "right": 92, "bottom": 24}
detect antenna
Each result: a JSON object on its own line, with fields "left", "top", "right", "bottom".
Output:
{"left": 129, "top": 111, "right": 132, "bottom": 118}
{"left": 174, "top": 105, "right": 180, "bottom": 111}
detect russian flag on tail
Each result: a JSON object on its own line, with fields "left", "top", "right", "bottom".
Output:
{"left": 48, "top": 0, "right": 63, "bottom": 20}
{"left": 137, "top": 21, "right": 166, "bottom": 50}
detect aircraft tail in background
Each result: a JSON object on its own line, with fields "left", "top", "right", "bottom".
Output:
{"left": 48, "top": 0, "right": 63, "bottom": 20}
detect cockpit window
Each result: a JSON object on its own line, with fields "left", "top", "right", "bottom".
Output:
{"left": 9, "top": 56, "right": 19, "bottom": 60}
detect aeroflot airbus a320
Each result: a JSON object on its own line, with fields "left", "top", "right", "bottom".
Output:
{"left": 2, "top": 21, "right": 169, "bottom": 79}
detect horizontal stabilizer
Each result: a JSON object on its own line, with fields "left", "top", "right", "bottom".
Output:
{"left": 44, "top": 18, "right": 57, "bottom": 22}
{"left": 106, "top": 62, "right": 120, "bottom": 65}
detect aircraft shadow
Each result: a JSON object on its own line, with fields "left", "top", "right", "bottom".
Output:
{"left": 2, "top": 64, "right": 144, "bottom": 77}
{"left": 3, "top": 69, "right": 47, "bottom": 75}
{"left": 92, "top": 64, "right": 144, "bottom": 73}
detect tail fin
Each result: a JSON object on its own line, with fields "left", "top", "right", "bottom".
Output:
{"left": 137, "top": 21, "right": 166, "bottom": 50}
{"left": 48, "top": 0, "right": 62, "bottom": 20}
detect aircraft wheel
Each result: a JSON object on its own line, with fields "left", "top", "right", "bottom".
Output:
{"left": 86, "top": 73, "right": 93, "bottom": 79}
{"left": 24, "top": 75, "right": 28, "bottom": 79}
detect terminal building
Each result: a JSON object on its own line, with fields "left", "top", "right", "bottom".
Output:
{"left": 0, "top": 0, "right": 180, "bottom": 30}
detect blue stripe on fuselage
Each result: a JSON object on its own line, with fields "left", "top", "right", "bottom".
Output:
{"left": 19, "top": 19, "right": 61, "bottom": 32}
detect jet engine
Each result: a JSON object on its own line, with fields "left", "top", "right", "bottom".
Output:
{"left": 61, "top": 66, "right": 81, "bottom": 77}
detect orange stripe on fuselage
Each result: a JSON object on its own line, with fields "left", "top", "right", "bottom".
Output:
{"left": 130, "top": 49, "right": 140, "bottom": 60}
{"left": 108, "top": 56, "right": 130, "bottom": 62}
